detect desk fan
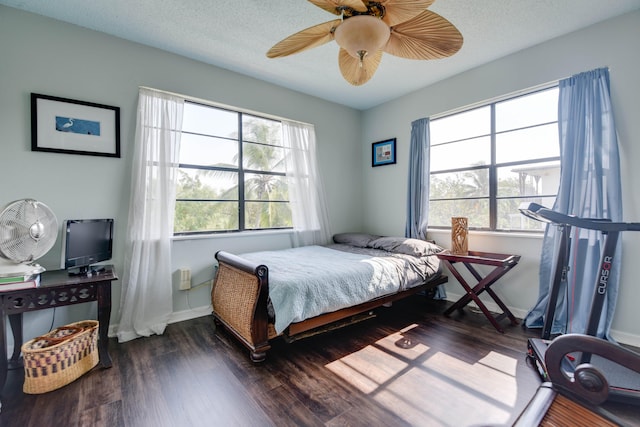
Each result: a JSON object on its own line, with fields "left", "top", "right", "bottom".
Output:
{"left": 0, "top": 198, "right": 58, "bottom": 278}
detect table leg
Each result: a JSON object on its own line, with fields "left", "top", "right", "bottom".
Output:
{"left": 484, "top": 287, "right": 519, "bottom": 325}
{"left": 0, "top": 310, "right": 7, "bottom": 400}
{"left": 96, "top": 282, "right": 112, "bottom": 368}
{"left": 443, "top": 261, "right": 516, "bottom": 333}
{"left": 1, "top": 312, "right": 24, "bottom": 412}
{"left": 8, "top": 314, "right": 22, "bottom": 364}
{"left": 465, "top": 263, "right": 519, "bottom": 326}
{"left": 443, "top": 261, "right": 502, "bottom": 314}
{"left": 456, "top": 278, "right": 506, "bottom": 333}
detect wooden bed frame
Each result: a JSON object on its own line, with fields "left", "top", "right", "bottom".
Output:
{"left": 211, "top": 250, "right": 448, "bottom": 362}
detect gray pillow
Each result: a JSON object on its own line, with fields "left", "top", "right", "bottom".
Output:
{"left": 332, "top": 233, "right": 380, "bottom": 248}
{"left": 369, "top": 236, "right": 443, "bottom": 257}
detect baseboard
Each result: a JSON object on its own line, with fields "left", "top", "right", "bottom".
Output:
{"left": 107, "top": 305, "right": 212, "bottom": 338}
{"left": 168, "top": 305, "right": 213, "bottom": 324}
{"left": 609, "top": 330, "right": 640, "bottom": 349}
{"left": 445, "top": 292, "right": 640, "bottom": 348}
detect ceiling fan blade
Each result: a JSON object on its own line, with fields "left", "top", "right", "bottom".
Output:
{"left": 338, "top": 48, "right": 383, "bottom": 86}
{"left": 380, "top": 0, "right": 435, "bottom": 27}
{"left": 307, "top": 0, "right": 368, "bottom": 15}
{"left": 267, "top": 19, "right": 342, "bottom": 58}
{"left": 385, "top": 10, "right": 463, "bottom": 60}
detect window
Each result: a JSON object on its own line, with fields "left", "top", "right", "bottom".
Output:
{"left": 429, "top": 86, "right": 560, "bottom": 232}
{"left": 174, "top": 102, "right": 292, "bottom": 234}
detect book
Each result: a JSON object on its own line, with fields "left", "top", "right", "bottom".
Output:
{"left": 0, "top": 275, "right": 40, "bottom": 292}
{"left": 0, "top": 275, "right": 32, "bottom": 284}
{"left": 0, "top": 271, "right": 41, "bottom": 283}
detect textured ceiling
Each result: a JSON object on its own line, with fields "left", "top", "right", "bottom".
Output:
{"left": 3, "top": 0, "right": 640, "bottom": 110}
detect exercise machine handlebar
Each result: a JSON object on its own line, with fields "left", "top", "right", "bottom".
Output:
{"left": 519, "top": 202, "right": 640, "bottom": 232}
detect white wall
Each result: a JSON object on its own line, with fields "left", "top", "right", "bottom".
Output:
{"left": 361, "top": 11, "right": 640, "bottom": 345}
{"left": 0, "top": 6, "right": 363, "bottom": 344}
{"left": 3, "top": 5, "right": 639, "bottom": 348}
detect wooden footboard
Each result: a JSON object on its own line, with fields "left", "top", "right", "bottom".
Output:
{"left": 212, "top": 251, "right": 271, "bottom": 362}
{"left": 212, "top": 250, "right": 448, "bottom": 363}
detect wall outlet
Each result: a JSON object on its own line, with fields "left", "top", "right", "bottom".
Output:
{"left": 179, "top": 268, "right": 191, "bottom": 290}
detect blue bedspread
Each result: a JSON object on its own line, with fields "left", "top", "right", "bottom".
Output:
{"left": 241, "top": 245, "right": 438, "bottom": 334}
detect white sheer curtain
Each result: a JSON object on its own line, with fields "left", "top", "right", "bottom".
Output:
{"left": 117, "top": 88, "right": 184, "bottom": 343}
{"left": 282, "top": 120, "right": 332, "bottom": 247}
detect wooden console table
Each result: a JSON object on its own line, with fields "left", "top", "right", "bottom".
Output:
{"left": 0, "top": 265, "right": 117, "bottom": 400}
{"left": 436, "top": 251, "right": 520, "bottom": 333}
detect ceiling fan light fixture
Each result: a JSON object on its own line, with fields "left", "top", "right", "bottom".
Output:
{"left": 334, "top": 15, "right": 390, "bottom": 61}
{"left": 266, "top": 1, "right": 462, "bottom": 86}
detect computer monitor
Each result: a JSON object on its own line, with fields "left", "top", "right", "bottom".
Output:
{"left": 60, "top": 219, "right": 114, "bottom": 275}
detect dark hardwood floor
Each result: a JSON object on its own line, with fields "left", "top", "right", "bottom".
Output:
{"left": 2, "top": 297, "right": 640, "bottom": 426}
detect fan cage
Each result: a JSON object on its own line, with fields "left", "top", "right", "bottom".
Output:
{"left": 0, "top": 199, "right": 58, "bottom": 263}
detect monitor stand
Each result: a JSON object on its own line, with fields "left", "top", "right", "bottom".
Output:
{"left": 68, "top": 265, "right": 106, "bottom": 277}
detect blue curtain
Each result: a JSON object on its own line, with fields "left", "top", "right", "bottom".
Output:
{"left": 406, "top": 118, "right": 430, "bottom": 240}
{"left": 406, "top": 118, "right": 446, "bottom": 299}
{"left": 524, "top": 68, "right": 622, "bottom": 339}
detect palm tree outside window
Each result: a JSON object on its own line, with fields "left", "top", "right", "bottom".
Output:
{"left": 428, "top": 86, "right": 561, "bottom": 232}
{"left": 175, "top": 102, "right": 292, "bottom": 234}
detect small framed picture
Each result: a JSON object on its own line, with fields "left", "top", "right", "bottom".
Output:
{"left": 372, "top": 138, "right": 396, "bottom": 167}
{"left": 31, "top": 93, "right": 121, "bottom": 158}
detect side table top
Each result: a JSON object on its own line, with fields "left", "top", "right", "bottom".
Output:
{"left": 40, "top": 264, "right": 118, "bottom": 288}
{"left": 436, "top": 251, "right": 520, "bottom": 267}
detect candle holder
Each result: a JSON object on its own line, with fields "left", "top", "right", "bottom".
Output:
{"left": 451, "top": 217, "right": 468, "bottom": 255}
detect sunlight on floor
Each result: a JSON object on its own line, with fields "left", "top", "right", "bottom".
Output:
{"left": 325, "top": 325, "right": 519, "bottom": 426}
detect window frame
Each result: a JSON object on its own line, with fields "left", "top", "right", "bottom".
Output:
{"left": 428, "top": 84, "right": 560, "bottom": 233}
{"left": 174, "top": 101, "right": 292, "bottom": 236}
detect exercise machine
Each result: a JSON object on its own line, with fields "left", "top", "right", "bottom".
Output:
{"left": 514, "top": 334, "right": 640, "bottom": 425}
{"left": 519, "top": 202, "right": 640, "bottom": 404}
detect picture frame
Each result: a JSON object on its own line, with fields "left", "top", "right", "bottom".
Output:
{"left": 31, "top": 93, "right": 121, "bottom": 158}
{"left": 372, "top": 138, "right": 396, "bottom": 167}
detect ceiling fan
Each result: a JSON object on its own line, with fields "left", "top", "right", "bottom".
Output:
{"left": 267, "top": 0, "right": 463, "bottom": 86}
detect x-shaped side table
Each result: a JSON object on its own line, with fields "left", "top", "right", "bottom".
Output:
{"left": 437, "top": 251, "right": 521, "bottom": 333}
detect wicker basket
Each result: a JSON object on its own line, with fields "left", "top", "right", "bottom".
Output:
{"left": 22, "top": 320, "right": 99, "bottom": 394}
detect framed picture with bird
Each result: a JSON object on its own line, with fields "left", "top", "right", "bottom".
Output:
{"left": 31, "top": 93, "right": 120, "bottom": 158}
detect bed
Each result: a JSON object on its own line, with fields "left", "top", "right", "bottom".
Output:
{"left": 211, "top": 233, "right": 447, "bottom": 362}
